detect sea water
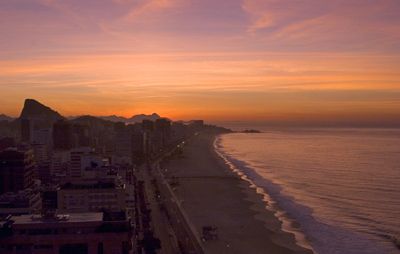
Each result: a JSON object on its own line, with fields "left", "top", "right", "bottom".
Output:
{"left": 216, "top": 128, "right": 400, "bottom": 254}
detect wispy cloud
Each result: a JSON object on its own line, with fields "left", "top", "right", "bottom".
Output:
{"left": 242, "top": 0, "right": 400, "bottom": 50}
{"left": 124, "top": 0, "right": 181, "bottom": 21}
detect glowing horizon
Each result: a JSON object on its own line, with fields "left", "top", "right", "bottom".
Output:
{"left": 1, "top": 0, "right": 400, "bottom": 124}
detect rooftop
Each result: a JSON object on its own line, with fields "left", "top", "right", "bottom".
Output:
{"left": 60, "top": 180, "right": 122, "bottom": 190}
{"left": 11, "top": 212, "right": 103, "bottom": 225}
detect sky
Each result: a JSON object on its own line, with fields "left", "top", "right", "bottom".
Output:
{"left": 0, "top": 0, "right": 400, "bottom": 125}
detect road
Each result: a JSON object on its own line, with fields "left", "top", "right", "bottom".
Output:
{"left": 137, "top": 164, "right": 181, "bottom": 254}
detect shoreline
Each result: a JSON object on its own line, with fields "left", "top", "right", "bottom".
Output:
{"left": 162, "top": 132, "right": 313, "bottom": 254}
{"left": 213, "top": 134, "right": 314, "bottom": 252}
{"left": 210, "top": 130, "right": 400, "bottom": 254}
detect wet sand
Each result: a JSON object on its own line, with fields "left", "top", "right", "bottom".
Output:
{"left": 162, "top": 133, "right": 313, "bottom": 254}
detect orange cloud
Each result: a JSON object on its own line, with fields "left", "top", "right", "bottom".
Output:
{"left": 1, "top": 50, "right": 399, "bottom": 120}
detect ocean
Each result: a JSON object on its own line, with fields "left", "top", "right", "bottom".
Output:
{"left": 215, "top": 128, "right": 400, "bottom": 254}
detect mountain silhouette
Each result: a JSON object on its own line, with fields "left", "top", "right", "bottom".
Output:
{"left": 17, "top": 99, "right": 161, "bottom": 126}
{"left": 99, "top": 113, "right": 161, "bottom": 123}
{"left": 0, "top": 114, "right": 14, "bottom": 122}
{"left": 129, "top": 113, "right": 160, "bottom": 123}
{"left": 19, "top": 99, "right": 64, "bottom": 122}
{"left": 99, "top": 115, "right": 129, "bottom": 123}
{"left": 71, "top": 115, "right": 114, "bottom": 126}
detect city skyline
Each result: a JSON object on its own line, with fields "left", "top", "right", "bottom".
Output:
{"left": 1, "top": 2, "right": 400, "bottom": 253}
{"left": 1, "top": 0, "right": 400, "bottom": 125}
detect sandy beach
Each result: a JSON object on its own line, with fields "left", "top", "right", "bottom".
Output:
{"left": 162, "top": 133, "right": 313, "bottom": 254}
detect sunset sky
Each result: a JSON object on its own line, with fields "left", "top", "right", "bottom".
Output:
{"left": 1, "top": 0, "right": 400, "bottom": 124}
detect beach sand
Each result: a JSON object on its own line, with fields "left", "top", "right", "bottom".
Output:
{"left": 162, "top": 133, "right": 313, "bottom": 254}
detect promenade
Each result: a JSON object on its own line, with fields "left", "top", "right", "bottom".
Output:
{"left": 134, "top": 141, "right": 205, "bottom": 254}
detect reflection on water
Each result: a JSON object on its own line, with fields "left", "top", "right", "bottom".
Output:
{"left": 218, "top": 128, "right": 400, "bottom": 254}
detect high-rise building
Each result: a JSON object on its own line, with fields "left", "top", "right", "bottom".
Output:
{"left": 31, "top": 143, "right": 49, "bottom": 165}
{"left": 30, "top": 128, "right": 52, "bottom": 184}
{"left": 41, "top": 187, "right": 58, "bottom": 215}
{"left": 0, "top": 148, "right": 36, "bottom": 194}
{"left": 171, "top": 122, "right": 187, "bottom": 142}
{"left": 20, "top": 119, "right": 32, "bottom": 143}
{"left": 155, "top": 118, "right": 171, "bottom": 148}
{"left": 53, "top": 120, "right": 73, "bottom": 150}
{"left": 69, "top": 147, "right": 93, "bottom": 178}
{"left": 142, "top": 120, "right": 154, "bottom": 131}
{"left": 72, "top": 124, "right": 90, "bottom": 147}
{"left": 31, "top": 143, "right": 51, "bottom": 184}
{"left": 114, "top": 123, "right": 132, "bottom": 164}
{"left": 50, "top": 151, "right": 69, "bottom": 181}
{"left": 0, "top": 189, "right": 41, "bottom": 216}
{"left": 131, "top": 125, "right": 144, "bottom": 165}
{"left": 142, "top": 120, "right": 154, "bottom": 158}
{"left": 31, "top": 128, "right": 52, "bottom": 145}
{"left": 57, "top": 179, "right": 126, "bottom": 213}
{"left": 67, "top": 147, "right": 106, "bottom": 179}
{"left": 0, "top": 137, "right": 15, "bottom": 151}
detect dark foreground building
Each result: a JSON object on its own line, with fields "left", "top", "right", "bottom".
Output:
{"left": 0, "top": 211, "right": 132, "bottom": 254}
{"left": 0, "top": 148, "right": 36, "bottom": 195}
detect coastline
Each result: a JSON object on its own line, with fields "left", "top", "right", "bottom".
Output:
{"left": 162, "top": 132, "right": 313, "bottom": 254}
{"left": 213, "top": 133, "right": 314, "bottom": 251}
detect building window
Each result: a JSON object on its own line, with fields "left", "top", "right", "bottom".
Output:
{"left": 59, "top": 244, "right": 88, "bottom": 254}
{"left": 34, "top": 244, "right": 53, "bottom": 249}
{"left": 97, "top": 242, "right": 104, "bottom": 254}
